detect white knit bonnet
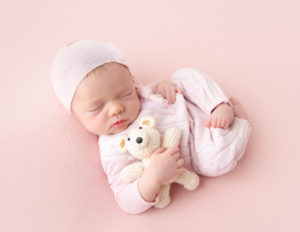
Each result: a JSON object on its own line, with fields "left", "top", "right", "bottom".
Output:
{"left": 51, "top": 40, "right": 129, "bottom": 113}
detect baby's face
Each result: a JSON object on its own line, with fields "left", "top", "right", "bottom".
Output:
{"left": 70, "top": 62, "right": 141, "bottom": 136}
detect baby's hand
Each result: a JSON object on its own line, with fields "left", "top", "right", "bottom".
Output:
{"left": 154, "top": 80, "right": 182, "bottom": 104}
{"left": 205, "top": 102, "right": 235, "bottom": 129}
{"left": 146, "top": 146, "right": 185, "bottom": 185}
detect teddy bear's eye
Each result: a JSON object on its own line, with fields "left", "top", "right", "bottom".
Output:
{"left": 139, "top": 127, "right": 142, "bottom": 129}
{"left": 127, "top": 138, "right": 130, "bottom": 141}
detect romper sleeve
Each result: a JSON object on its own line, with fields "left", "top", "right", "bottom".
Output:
{"left": 99, "top": 144, "right": 160, "bottom": 215}
{"left": 170, "top": 68, "right": 233, "bottom": 115}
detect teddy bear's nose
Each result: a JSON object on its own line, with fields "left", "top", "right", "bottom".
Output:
{"left": 136, "top": 137, "right": 143, "bottom": 144}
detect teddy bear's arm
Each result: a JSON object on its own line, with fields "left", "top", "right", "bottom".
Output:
{"left": 121, "top": 162, "right": 144, "bottom": 182}
{"left": 162, "top": 128, "right": 181, "bottom": 148}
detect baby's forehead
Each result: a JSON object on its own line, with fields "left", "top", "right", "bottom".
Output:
{"left": 93, "top": 62, "right": 130, "bottom": 74}
{"left": 85, "top": 67, "right": 134, "bottom": 88}
{"left": 86, "top": 62, "right": 131, "bottom": 81}
{"left": 77, "top": 67, "right": 135, "bottom": 98}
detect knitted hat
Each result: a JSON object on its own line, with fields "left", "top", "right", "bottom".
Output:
{"left": 51, "top": 40, "right": 129, "bottom": 113}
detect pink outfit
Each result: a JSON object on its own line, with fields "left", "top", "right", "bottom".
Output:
{"left": 98, "top": 68, "right": 251, "bottom": 214}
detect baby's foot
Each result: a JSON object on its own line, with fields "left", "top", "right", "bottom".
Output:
{"left": 229, "top": 97, "right": 248, "bottom": 120}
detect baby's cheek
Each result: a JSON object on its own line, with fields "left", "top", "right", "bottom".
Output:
{"left": 87, "top": 115, "right": 107, "bottom": 135}
{"left": 128, "top": 98, "right": 140, "bottom": 110}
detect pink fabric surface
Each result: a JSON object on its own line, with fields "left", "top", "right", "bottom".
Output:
{"left": 1, "top": 0, "right": 299, "bottom": 231}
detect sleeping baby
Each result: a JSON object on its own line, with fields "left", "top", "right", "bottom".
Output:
{"left": 51, "top": 40, "right": 251, "bottom": 214}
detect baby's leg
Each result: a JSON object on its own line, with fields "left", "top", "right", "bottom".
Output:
{"left": 192, "top": 116, "right": 251, "bottom": 177}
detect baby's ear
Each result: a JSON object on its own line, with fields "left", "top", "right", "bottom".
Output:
{"left": 117, "top": 136, "right": 127, "bottom": 152}
{"left": 139, "top": 116, "right": 156, "bottom": 128}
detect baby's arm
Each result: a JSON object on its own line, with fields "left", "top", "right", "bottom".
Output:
{"left": 171, "top": 68, "right": 231, "bottom": 114}
{"left": 137, "top": 169, "right": 161, "bottom": 202}
{"left": 138, "top": 147, "right": 184, "bottom": 201}
{"left": 171, "top": 68, "right": 235, "bottom": 125}
{"left": 101, "top": 152, "right": 160, "bottom": 214}
{"left": 102, "top": 146, "right": 184, "bottom": 212}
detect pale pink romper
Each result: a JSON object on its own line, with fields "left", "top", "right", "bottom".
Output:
{"left": 98, "top": 68, "right": 251, "bottom": 214}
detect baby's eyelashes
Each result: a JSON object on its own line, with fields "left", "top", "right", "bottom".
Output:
{"left": 87, "top": 104, "right": 104, "bottom": 112}
{"left": 120, "top": 90, "right": 134, "bottom": 98}
{"left": 121, "top": 92, "right": 132, "bottom": 97}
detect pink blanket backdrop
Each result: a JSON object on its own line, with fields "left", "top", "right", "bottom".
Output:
{"left": 1, "top": 0, "right": 299, "bottom": 231}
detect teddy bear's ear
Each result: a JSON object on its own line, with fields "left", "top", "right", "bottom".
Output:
{"left": 139, "top": 116, "right": 156, "bottom": 128}
{"left": 117, "top": 136, "right": 128, "bottom": 152}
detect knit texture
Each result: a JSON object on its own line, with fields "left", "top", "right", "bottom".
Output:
{"left": 118, "top": 116, "right": 200, "bottom": 209}
{"left": 51, "top": 40, "right": 128, "bottom": 113}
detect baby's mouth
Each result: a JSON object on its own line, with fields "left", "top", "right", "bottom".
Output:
{"left": 111, "top": 119, "right": 127, "bottom": 128}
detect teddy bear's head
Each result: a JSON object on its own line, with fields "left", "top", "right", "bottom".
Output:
{"left": 118, "top": 116, "right": 161, "bottom": 160}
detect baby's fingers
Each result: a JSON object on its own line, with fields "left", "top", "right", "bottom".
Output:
{"left": 175, "top": 86, "right": 182, "bottom": 94}
{"left": 165, "top": 86, "right": 176, "bottom": 104}
{"left": 164, "top": 146, "right": 179, "bottom": 156}
{"left": 219, "top": 119, "right": 224, "bottom": 128}
{"left": 160, "top": 87, "right": 167, "bottom": 99}
{"left": 177, "top": 167, "right": 184, "bottom": 175}
{"left": 216, "top": 119, "right": 222, "bottom": 128}
{"left": 177, "top": 158, "right": 185, "bottom": 167}
{"left": 153, "top": 147, "right": 167, "bottom": 155}
{"left": 165, "top": 87, "right": 173, "bottom": 104}
{"left": 172, "top": 151, "right": 181, "bottom": 160}
{"left": 211, "top": 118, "right": 218, "bottom": 128}
{"left": 222, "top": 119, "right": 228, "bottom": 129}
{"left": 170, "top": 87, "right": 176, "bottom": 104}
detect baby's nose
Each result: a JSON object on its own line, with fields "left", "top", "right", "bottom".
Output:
{"left": 108, "top": 101, "right": 124, "bottom": 116}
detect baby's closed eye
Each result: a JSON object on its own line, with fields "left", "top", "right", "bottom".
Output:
{"left": 120, "top": 90, "right": 134, "bottom": 98}
{"left": 87, "top": 104, "right": 104, "bottom": 112}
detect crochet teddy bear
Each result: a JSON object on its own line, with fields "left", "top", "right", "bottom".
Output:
{"left": 117, "top": 116, "right": 200, "bottom": 208}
